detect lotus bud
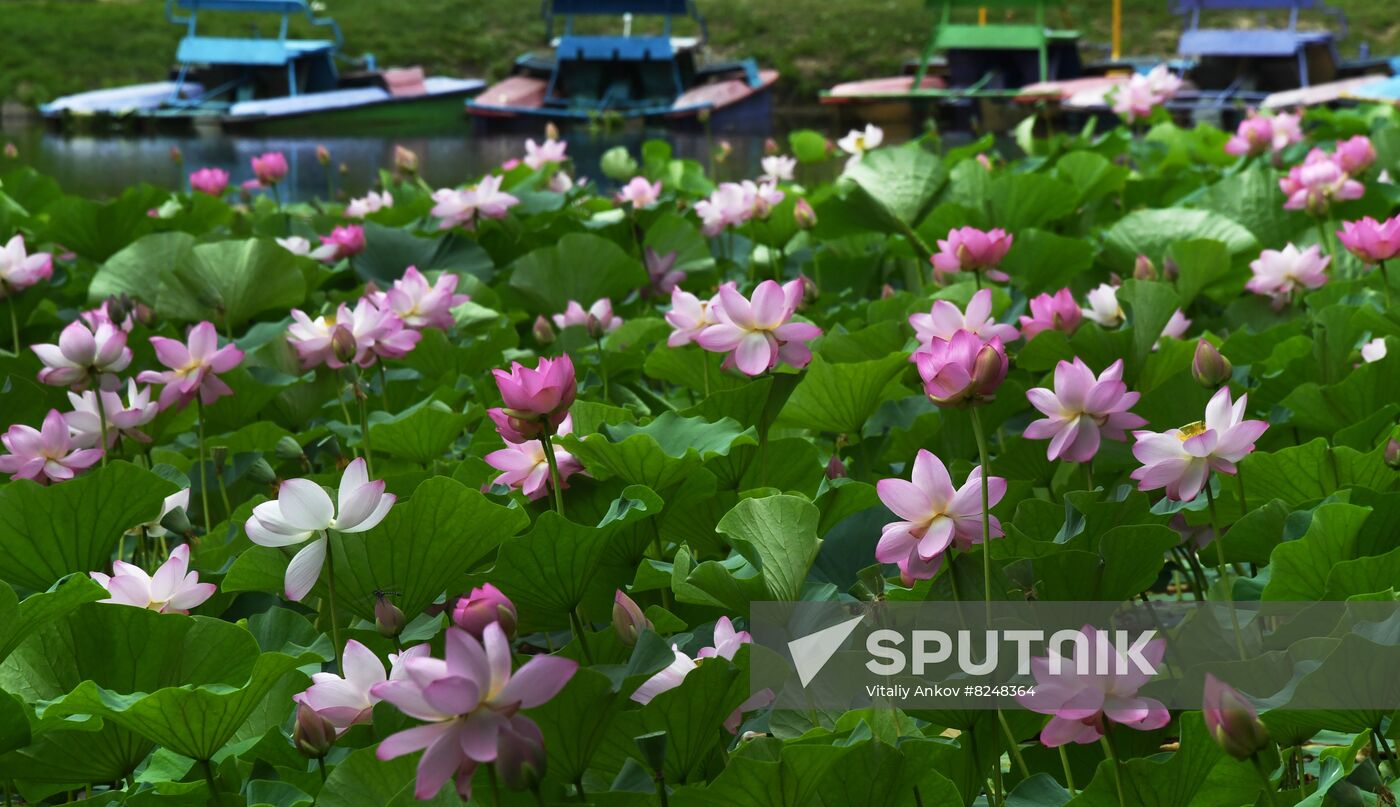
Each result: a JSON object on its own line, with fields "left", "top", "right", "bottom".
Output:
{"left": 160, "top": 505, "right": 193, "bottom": 537}
{"left": 715, "top": 140, "right": 732, "bottom": 164}
{"left": 971, "top": 342, "right": 1009, "bottom": 397}
{"left": 246, "top": 457, "right": 277, "bottom": 486}
{"left": 338, "top": 162, "right": 349, "bottom": 176}
{"left": 1203, "top": 674, "right": 1270, "bottom": 761}
{"left": 799, "top": 274, "right": 818, "bottom": 305}
{"left": 394, "top": 145, "right": 418, "bottom": 174}
{"left": 634, "top": 731, "right": 668, "bottom": 773}
{"left": 210, "top": 446, "right": 228, "bottom": 472}
{"left": 169, "top": 145, "right": 183, "bottom": 165}
{"left": 545, "top": 122, "right": 561, "bottom": 143}
{"left": 976, "top": 153, "right": 992, "bottom": 171}
{"left": 1192, "top": 340, "right": 1232, "bottom": 388}
{"left": 1134, "top": 254, "right": 1157, "bottom": 281}
{"left": 374, "top": 596, "right": 406, "bottom": 638}
{"left": 1108, "top": 272, "right": 1123, "bottom": 286}
{"left": 315, "top": 144, "right": 331, "bottom": 166}
{"left": 1162, "top": 256, "right": 1179, "bottom": 281}
{"left": 881, "top": 283, "right": 895, "bottom": 299}
{"left": 133, "top": 300, "right": 156, "bottom": 327}
{"left": 293, "top": 702, "right": 336, "bottom": 759}
{"left": 600, "top": 146, "right": 639, "bottom": 181}
{"left": 794, "top": 198, "right": 817, "bottom": 230}
{"left": 451, "top": 583, "right": 517, "bottom": 641}
{"left": 2, "top": 143, "right": 17, "bottom": 160}
{"left": 826, "top": 454, "right": 848, "bottom": 479}
{"left": 497, "top": 719, "right": 548, "bottom": 792}
{"left": 1386, "top": 437, "right": 1400, "bottom": 469}
{"left": 331, "top": 325, "right": 358, "bottom": 365}
{"left": 612, "top": 589, "right": 651, "bottom": 646}
{"left": 275, "top": 435, "right": 305, "bottom": 461}
{"left": 764, "top": 137, "right": 780, "bottom": 155}
{"left": 105, "top": 294, "right": 133, "bottom": 325}
{"left": 533, "top": 315, "right": 555, "bottom": 345}
{"left": 585, "top": 312, "right": 606, "bottom": 340}
{"left": 697, "top": 108, "right": 711, "bottom": 125}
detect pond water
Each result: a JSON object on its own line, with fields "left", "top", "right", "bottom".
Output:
{"left": 0, "top": 111, "right": 859, "bottom": 202}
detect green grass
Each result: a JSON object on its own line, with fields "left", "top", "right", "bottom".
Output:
{"left": 5, "top": 0, "right": 1399, "bottom": 107}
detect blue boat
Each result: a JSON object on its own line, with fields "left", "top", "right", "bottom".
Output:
{"left": 41, "top": 0, "right": 484, "bottom": 134}
{"left": 466, "top": 0, "right": 779, "bottom": 132}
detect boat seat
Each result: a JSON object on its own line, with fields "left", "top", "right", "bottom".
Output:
{"left": 555, "top": 35, "right": 675, "bottom": 62}
{"left": 176, "top": 36, "right": 334, "bottom": 66}
{"left": 1179, "top": 28, "right": 1332, "bottom": 57}
{"left": 549, "top": 35, "right": 698, "bottom": 50}
{"left": 383, "top": 67, "right": 427, "bottom": 97}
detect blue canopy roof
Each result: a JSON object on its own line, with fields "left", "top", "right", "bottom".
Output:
{"left": 549, "top": 0, "right": 691, "bottom": 15}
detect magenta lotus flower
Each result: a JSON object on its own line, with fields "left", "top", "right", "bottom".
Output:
{"left": 1019, "top": 288, "right": 1083, "bottom": 341}
{"left": 137, "top": 321, "right": 244, "bottom": 410}
{"left": 33, "top": 319, "right": 132, "bottom": 390}
{"left": 760, "top": 155, "right": 797, "bottom": 182}
{"left": 931, "top": 227, "right": 1013, "bottom": 282}
{"left": 251, "top": 151, "right": 288, "bottom": 185}
{"left": 1130, "top": 387, "right": 1269, "bottom": 502}
{"left": 0, "top": 234, "right": 53, "bottom": 297}
{"left": 244, "top": 458, "right": 396, "bottom": 601}
{"left": 913, "top": 329, "right": 1007, "bottom": 407}
{"left": 616, "top": 176, "right": 663, "bottom": 209}
{"left": 430, "top": 176, "right": 520, "bottom": 230}
{"left": 372, "top": 623, "right": 577, "bottom": 801}
{"left": 451, "top": 583, "right": 518, "bottom": 641}
{"left": 188, "top": 167, "right": 229, "bottom": 196}
{"left": 1335, "top": 135, "right": 1376, "bottom": 175}
{"left": 487, "top": 354, "right": 576, "bottom": 443}
{"left": 875, "top": 449, "right": 1005, "bottom": 583}
{"left": 0, "top": 409, "right": 103, "bottom": 484}
{"left": 484, "top": 414, "right": 584, "bottom": 499}
{"left": 293, "top": 640, "right": 428, "bottom": 730}
{"left": 1246, "top": 243, "right": 1330, "bottom": 306}
{"left": 1280, "top": 149, "right": 1364, "bottom": 214}
{"left": 65, "top": 380, "right": 158, "bottom": 448}
{"left": 643, "top": 248, "right": 685, "bottom": 297}
{"left": 1224, "top": 115, "right": 1276, "bottom": 157}
{"left": 319, "top": 225, "right": 366, "bottom": 261}
{"left": 372, "top": 266, "right": 469, "bottom": 330}
{"left": 909, "top": 288, "right": 1019, "bottom": 347}
{"left": 665, "top": 288, "right": 719, "bottom": 347}
{"left": 1024, "top": 358, "right": 1147, "bottom": 463}
{"left": 1111, "top": 65, "right": 1181, "bottom": 123}
{"left": 89, "top": 544, "right": 215, "bottom": 613}
{"left": 524, "top": 138, "right": 568, "bottom": 171}
{"left": 1337, "top": 216, "right": 1400, "bottom": 264}
{"left": 553, "top": 298, "right": 622, "bottom": 334}
{"left": 695, "top": 280, "right": 821, "bottom": 376}
{"left": 287, "top": 299, "right": 419, "bottom": 370}
{"left": 1018, "top": 625, "right": 1169, "bottom": 747}
{"left": 345, "top": 190, "right": 393, "bottom": 219}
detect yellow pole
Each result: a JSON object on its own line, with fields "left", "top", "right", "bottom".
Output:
{"left": 1111, "top": 0, "right": 1122, "bottom": 61}
{"left": 979, "top": 6, "right": 987, "bottom": 25}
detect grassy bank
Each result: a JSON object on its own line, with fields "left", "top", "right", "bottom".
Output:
{"left": 5, "top": 0, "right": 1399, "bottom": 108}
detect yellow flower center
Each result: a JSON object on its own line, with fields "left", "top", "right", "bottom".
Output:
{"left": 1177, "top": 421, "right": 1207, "bottom": 441}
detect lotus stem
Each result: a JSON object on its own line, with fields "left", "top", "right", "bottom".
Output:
{"left": 997, "top": 709, "right": 1031, "bottom": 780}
{"left": 324, "top": 531, "right": 342, "bottom": 671}
{"left": 201, "top": 759, "right": 218, "bottom": 798}
{"left": 568, "top": 608, "right": 594, "bottom": 665}
{"left": 98, "top": 400, "right": 110, "bottom": 468}
{"left": 356, "top": 369, "right": 373, "bottom": 477}
{"left": 1099, "top": 732, "right": 1126, "bottom": 807}
{"left": 1374, "top": 725, "right": 1396, "bottom": 782}
{"left": 377, "top": 362, "right": 389, "bottom": 410}
{"left": 1249, "top": 754, "right": 1281, "bottom": 807}
{"left": 596, "top": 337, "right": 609, "bottom": 401}
{"left": 1059, "top": 745, "right": 1077, "bottom": 795}
{"left": 195, "top": 397, "right": 211, "bottom": 530}
{"left": 970, "top": 407, "right": 993, "bottom": 622}
{"left": 8, "top": 300, "right": 18, "bottom": 357}
{"left": 1205, "top": 481, "right": 1247, "bottom": 660}
{"left": 540, "top": 431, "right": 566, "bottom": 517}
{"left": 487, "top": 763, "right": 502, "bottom": 807}
{"left": 1379, "top": 259, "right": 1394, "bottom": 308}
{"left": 701, "top": 354, "right": 710, "bottom": 398}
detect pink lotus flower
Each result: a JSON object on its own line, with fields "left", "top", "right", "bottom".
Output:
{"left": 484, "top": 414, "right": 584, "bottom": 499}
{"left": 81, "top": 300, "right": 135, "bottom": 333}
{"left": 1361, "top": 337, "right": 1386, "bottom": 363}
{"left": 1130, "top": 387, "right": 1269, "bottom": 501}
{"left": 1269, "top": 113, "right": 1304, "bottom": 152}
{"left": 275, "top": 236, "right": 340, "bottom": 262}
{"left": 319, "top": 225, "right": 366, "bottom": 261}
{"left": 65, "top": 380, "right": 158, "bottom": 448}
{"left": 0, "top": 234, "right": 53, "bottom": 297}
{"left": 244, "top": 457, "right": 396, "bottom": 601}
{"left": 1024, "top": 358, "right": 1147, "bottom": 463}
{"left": 547, "top": 171, "right": 574, "bottom": 194}
{"left": 1335, "top": 135, "right": 1376, "bottom": 175}
{"left": 1203, "top": 673, "right": 1271, "bottom": 760}
{"left": 524, "top": 138, "right": 568, "bottom": 171}
{"left": 1157, "top": 308, "right": 1192, "bottom": 348}
{"left": 1019, "top": 288, "right": 1083, "bottom": 340}
{"left": 876, "top": 449, "right": 1005, "bottom": 583}
{"left": 631, "top": 616, "right": 771, "bottom": 731}
{"left": 553, "top": 298, "right": 623, "bottom": 334}
{"left": 89, "top": 544, "right": 215, "bottom": 613}
{"left": 430, "top": 176, "right": 520, "bottom": 230}
{"left": 251, "top": 151, "right": 289, "bottom": 185}
{"left": 665, "top": 288, "right": 720, "bottom": 347}
{"left": 293, "top": 640, "right": 428, "bottom": 730}
{"left": 931, "top": 227, "right": 1013, "bottom": 282}
{"left": 345, "top": 190, "right": 393, "bottom": 219}
{"left": 695, "top": 280, "right": 821, "bottom": 376}
{"left": 1018, "top": 625, "right": 1169, "bottom": 747}
{"left": 33, "top": 319, "right": 132, "bottom": 390}
{"left": 188, "top": 167, "right": 229, "bottom": 196}
{"left": 372, "top": 623, "right": 577, "bottom": 801}
{"left": 1111, "top": 65, "right": 1181, "bottom": 123}
{"left": 371, "top": 266, "right": 469, "bottom": 330}
{"left": 1280, "top": 149, "right": 1364, "bottom": 214}
{"left": 616, "top": 177, "right": 662, "bottom": 209}
{"left": 644, "top": 248, "right": 685, "bottom": 297}
{"left": 1336, "top": 216, "right": 1400, "bottom": 263}
{"left": 909, "top": 288, "right": 1019, "bottom": 348}
{"left": 742, "top": 180, "right": 785, "bottom": 219}
{"left": 1246, "top": 243, "right": 1330, "bottom": 306}
{"left": 760, "top": 155, "right": 797, "bottom": 182}
{"left": 913, "top": 329, "right": 1007, "bottom": 407}
{"left": 0, "top": 409, "right": 104, "bottom": 484}
{"left": 287, "top": 299, "right": 420, "bottom": 370}
{"left": 451, "top": 583, "right": 518, "bottom": 640}
{"left": 1081, "top": 283, "right": 1123, "bottom": 327}
{"left": 694, "top": 183, "right": 751, "bottom": 236}
{"left": 137, "top": 321, "right": 244, "bottom": 410}
{"left": 487, "top": 354, "right": 576, "bottom": 443}
{"left": 1224, "top": 115, "right": 1276, "bottom": 157}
